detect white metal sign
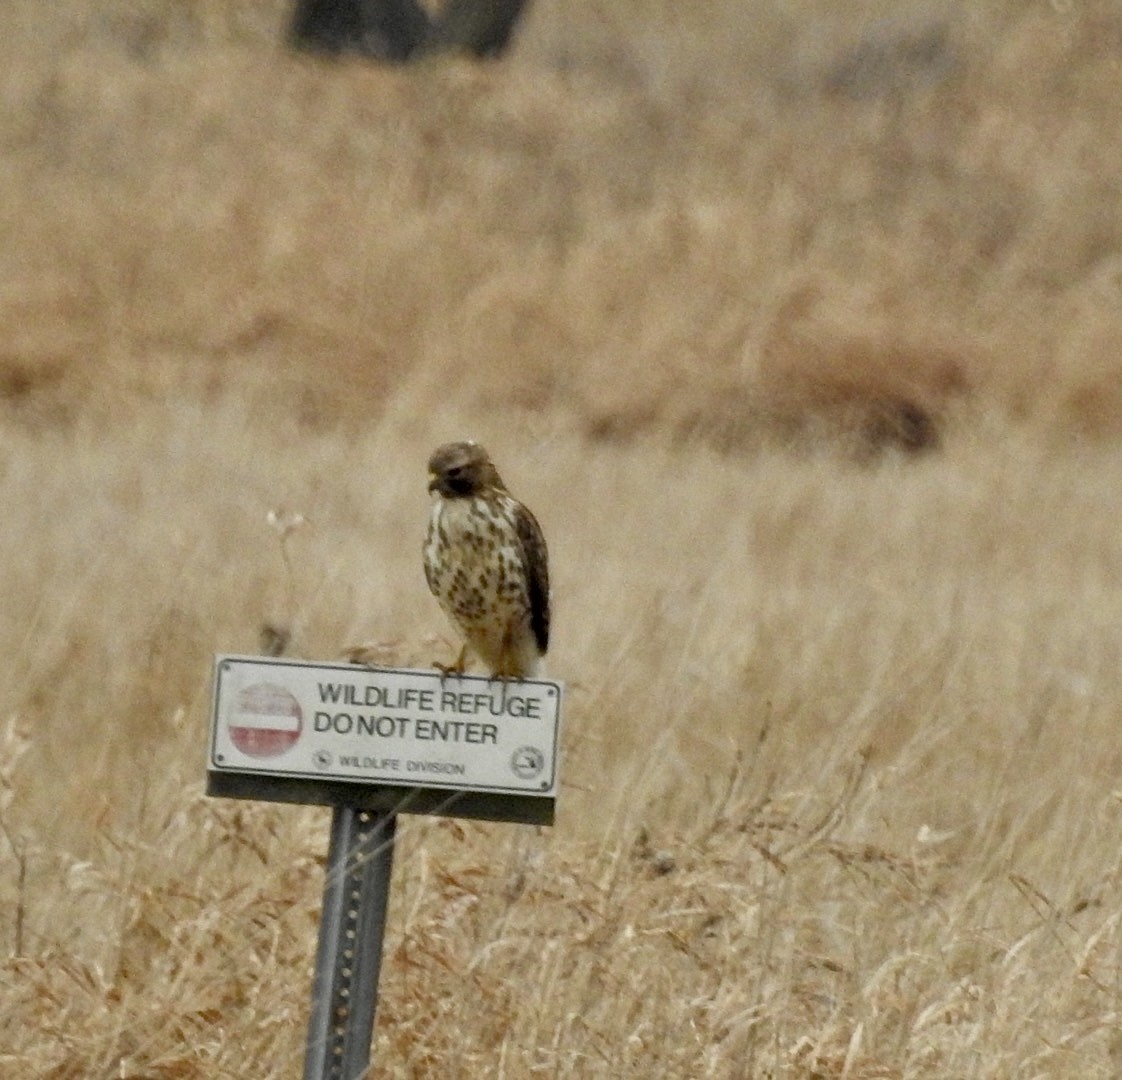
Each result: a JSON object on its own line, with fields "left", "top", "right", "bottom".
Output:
{"left": 210, "top": 655, "right": 561, "bottom": 798}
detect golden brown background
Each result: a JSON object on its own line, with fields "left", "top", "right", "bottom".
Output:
{"left": 3, "top": 1, "right": 1122, "bottom": 1075}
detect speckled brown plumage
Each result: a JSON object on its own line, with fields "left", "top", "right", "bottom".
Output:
{"left": 423, "top": 441, "right": 550, "bottom": 678}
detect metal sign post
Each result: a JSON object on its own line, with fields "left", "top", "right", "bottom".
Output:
{"left": 303, "top": 806, "right": 396, "bottom": 1080}
{"left": 206, "top": 655, "right": 563, "bottom": 1079}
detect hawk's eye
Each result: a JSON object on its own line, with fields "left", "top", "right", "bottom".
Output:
{"left": 445, "top": 465, "right": 473, "bottom": 494}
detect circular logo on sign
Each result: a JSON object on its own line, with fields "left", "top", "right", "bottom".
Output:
{"left": 229, "top": 682, "right": 302, "bottom": 759}
{"left": 510, "top": 745, "right": 545, "bottom": 780}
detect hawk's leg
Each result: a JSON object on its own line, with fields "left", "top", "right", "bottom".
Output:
{"left": 486, "top": 676, "right": 511, "bottom": 713}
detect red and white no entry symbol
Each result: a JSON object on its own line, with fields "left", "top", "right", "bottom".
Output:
{"left": 229, "top": 682, "right": 303, "bottom": 758}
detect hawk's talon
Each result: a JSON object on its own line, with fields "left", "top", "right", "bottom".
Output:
{"left": 433, "top": 645, "right": 468, "bottom": 683}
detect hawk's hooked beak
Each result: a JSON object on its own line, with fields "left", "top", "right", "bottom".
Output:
{"left": 427, "top": 474, "right": 441, "bottom": 494}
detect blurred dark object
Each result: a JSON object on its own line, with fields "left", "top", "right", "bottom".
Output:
{"left": 290, "top": 0, "right": 431, "bottom": 62}
{"left": 825, "top": 20, "right": 956, "bottom": 100}
{"left": 427, "top": 0, "right": 532, "bottom": 58}
{"left": 259, "top": 622, "right": 292, "bottom": 658}
{"left": 289, "top": 0, "right": 531, "bottom": 62}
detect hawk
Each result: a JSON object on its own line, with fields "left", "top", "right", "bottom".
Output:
{"left": 423, "top": 441, "right": 550, "bottom": 679}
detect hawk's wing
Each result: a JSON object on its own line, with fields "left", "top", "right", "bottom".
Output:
{"left": 514, "top": 502, "right": 550, "bottom": 655}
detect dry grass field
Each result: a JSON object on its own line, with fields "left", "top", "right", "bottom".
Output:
{"left": 4, "top": 0, "right": 1122, "bottom": 1076}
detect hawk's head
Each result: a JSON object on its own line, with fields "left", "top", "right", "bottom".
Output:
{"left": 428, "top": 441, "right": 505, "bottom": 498}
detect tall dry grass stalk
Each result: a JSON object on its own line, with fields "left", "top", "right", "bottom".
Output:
{"left": 4, "top": 1, "right": 1122, "bottom": 1076}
